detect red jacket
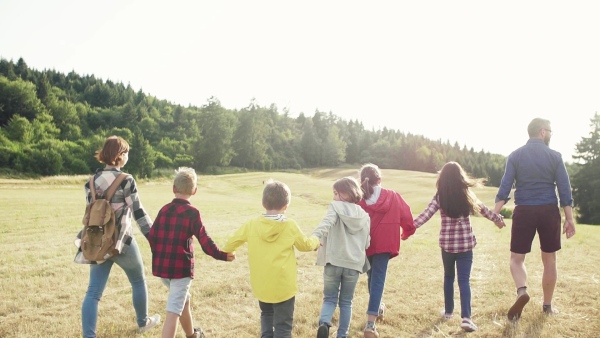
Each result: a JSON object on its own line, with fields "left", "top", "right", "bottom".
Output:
{"left": 358, "top": 188, "right": 415, "bottom": 258}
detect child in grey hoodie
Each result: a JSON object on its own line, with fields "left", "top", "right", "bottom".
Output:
{"left": 312, "top": 177, "right": 371, "bottom": 338}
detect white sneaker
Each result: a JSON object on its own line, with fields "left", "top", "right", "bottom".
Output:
{"left": 377, "top": 302, "right": 386, "bottom": 321}
{"left": 364, "top": 327, "right": 380, "bottom": 338}
{"left": 138, "top": 314, "right": 161, "bottom": 333}
{"left": 460, "top": 318, "right": 478, "bottom": 332}
{"left": 440, "top": 309, "right": 453, "bottom": 320}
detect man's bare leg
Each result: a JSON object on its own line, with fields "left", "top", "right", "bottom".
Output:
{"left": 541, "top": 251, "right": 558, "bottom": 314}
{"left": 507, "top": 252, "right": 530, "bottom": 320}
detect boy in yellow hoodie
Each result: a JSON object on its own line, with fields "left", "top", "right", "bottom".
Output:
{"left": 222, "top": 179, "right": 319, "bottom": 338}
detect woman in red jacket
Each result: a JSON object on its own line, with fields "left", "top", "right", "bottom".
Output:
{"left": 357, "top": 163, "right": 416, "bottom": 338}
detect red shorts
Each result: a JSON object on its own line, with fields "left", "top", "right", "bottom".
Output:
{"left": 510, "top": 204, "right": 561, "bottom": 254}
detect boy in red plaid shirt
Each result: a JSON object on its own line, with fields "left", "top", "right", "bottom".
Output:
{"left": 148, "top": 167, "right": 235, "bottom": 338}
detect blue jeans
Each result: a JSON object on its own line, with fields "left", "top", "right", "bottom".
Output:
{"left": 366, "top": 253, "right": 390, "bottom": 316}
{"left": 441, "top": 249, "right": 473, "bottom": 318}
{"left": 319, "top": 264, "right": 360, "bottom": 338}
{"left": 259, "top": 296, "right": 295, "bottom": 338}
{"left": 81, "top": 239, "right": 149, "bottom": 338}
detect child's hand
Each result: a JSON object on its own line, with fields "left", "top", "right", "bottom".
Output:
{"left": 494, "top": 215, "right": 506, "bottom": 229}
{"left": 226, "top": 252, "right": 236, "bottom": 261}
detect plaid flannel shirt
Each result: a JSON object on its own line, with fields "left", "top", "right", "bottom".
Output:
{"left": 74, "top": 168, "right": 153, "bottom": 264}
{"left": 148, "top": 198, "right": 228, "bottom": 279}
{"left": 413, "top": 195, "right": 502, "bottom": 253}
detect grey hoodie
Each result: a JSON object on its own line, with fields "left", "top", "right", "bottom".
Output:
{"left": 312, "top": 201, "right": 371, "bottom": 273}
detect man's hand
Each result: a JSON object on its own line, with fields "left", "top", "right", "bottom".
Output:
{"left": 494, "top": 200, "right": 506, "bottom": 214}
{"left": 563, "top": 219, "right": 576, "bottom": 239}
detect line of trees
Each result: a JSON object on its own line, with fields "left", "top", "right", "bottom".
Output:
{"left": 0, "top": 57, "right": 528, "bottom": 188}
{"left": 2, "top": 58, "right": 600, "bottom": 223}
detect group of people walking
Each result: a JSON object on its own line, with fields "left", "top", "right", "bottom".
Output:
{"left": 75, "top": 117, "right": 576, "bottom": 338}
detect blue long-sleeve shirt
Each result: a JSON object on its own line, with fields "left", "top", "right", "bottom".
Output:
{"left": 495, "top": 138, "right": 573, "bottom": 207}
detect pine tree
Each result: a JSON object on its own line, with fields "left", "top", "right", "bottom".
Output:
{"left": 571, "top": 112, "right": 600, "bottom": 224}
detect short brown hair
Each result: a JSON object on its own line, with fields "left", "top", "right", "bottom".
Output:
{"left": 262, "top": 179, "right": 291, "bottom": 210}
{"left": 333, "top": 177, "right": 363, "bottom": 203}
{"left": 95, "top": 136, "right": 129, "bottom": 166}
{"left": 527, "top": 118, "right": 551, "bottom": 137}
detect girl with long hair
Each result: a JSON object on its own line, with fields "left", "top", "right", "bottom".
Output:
{"left": 413, "top": 161, "right": 505, "bottom": 332}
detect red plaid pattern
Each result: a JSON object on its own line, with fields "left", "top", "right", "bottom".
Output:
{"left": 414, "top": 195, "right": 502, "bottom": 253}
{"left": 148, "top": 198, "right": 228, "bottom": 278}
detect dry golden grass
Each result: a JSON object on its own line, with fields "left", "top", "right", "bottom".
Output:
{"left": 0, "top": 169, "right": 598, "bottom": 337}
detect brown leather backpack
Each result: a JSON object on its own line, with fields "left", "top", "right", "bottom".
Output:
{"left": 81, "top": 173, "right": 127, "bottom": 261}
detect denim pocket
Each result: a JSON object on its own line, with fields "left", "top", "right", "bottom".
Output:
{"left": 324, "top": 264, "right": 339, "bottom": 277}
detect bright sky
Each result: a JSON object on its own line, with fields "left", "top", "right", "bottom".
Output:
{"left": 1, "top": 1, "right": 599, "bottom": 162}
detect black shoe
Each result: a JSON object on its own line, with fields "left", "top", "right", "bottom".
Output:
{"left": 317, "top": 323, "right": 329, "bottom": 338}
{"left": 543, "top": 304, "right": 559, "bottom": 315}
{"left": 507, "top": 291, "right": 530, "bottom": 321}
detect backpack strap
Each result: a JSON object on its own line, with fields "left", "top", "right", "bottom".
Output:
{"left": 89, "top": 175, "right": 97, "bottom": 202}
{"left": 104, "top": 173, "right": 129, "bottom": 201}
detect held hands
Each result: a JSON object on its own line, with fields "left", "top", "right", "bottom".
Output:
{"left": 563, "top": 219, "right": 576, "bottom": 239}
{"left": 226, "top": 252, "right": 236, "bottom": 261}
{"left": 494, "top": 214, "right": 506, "bottom": 229}
{"left": 314, "top": 242, "right": 324, "bottom": 251}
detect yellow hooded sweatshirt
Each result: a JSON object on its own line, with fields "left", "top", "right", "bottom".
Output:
{"left": 223, "top": 216, "right": 319, "bottom": 303}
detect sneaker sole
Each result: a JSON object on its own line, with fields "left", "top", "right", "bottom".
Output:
{"left": 138, "top": 314, "right": 161, "bottom": 333}
{"left": 364, "top": 330, "right": 379, "bottom": 338}
{"left": 461, "top": 323, "right": 477, "bottom": 332}
{"left": 507, "top": 293, "right": 530, "bottom": 320}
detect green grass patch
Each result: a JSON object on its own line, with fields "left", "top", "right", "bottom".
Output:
{"left": 0, "top": 169, "right": 598, "bottom": 337}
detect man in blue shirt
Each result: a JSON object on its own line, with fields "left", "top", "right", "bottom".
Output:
{"left": 494, "top": 117, "right": 576, "bottom": 321}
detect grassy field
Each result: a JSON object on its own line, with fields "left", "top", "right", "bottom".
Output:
{"left": 0, "top": 168, "right": 598, "bottom": 338}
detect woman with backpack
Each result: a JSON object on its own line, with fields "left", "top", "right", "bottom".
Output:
{"left": 74, "top": 135, "right": 160, "bottom": 338}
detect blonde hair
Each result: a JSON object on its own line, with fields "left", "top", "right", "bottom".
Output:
{"left": 173, "top": 167, "right": 197, "bottom": 195}
{"left": 262, "top": 179, "right": 291, "bottom": 210}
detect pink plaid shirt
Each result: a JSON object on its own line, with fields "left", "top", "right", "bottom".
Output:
{"left": 413, "top": 195, "right": 502, "bottom": 253}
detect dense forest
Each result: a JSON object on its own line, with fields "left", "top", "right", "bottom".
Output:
{"left": 2, "top": 57, "right": 600, "bottom": 223}
{"left": 0, "top": 57, "right": 509, "bottom": 185}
